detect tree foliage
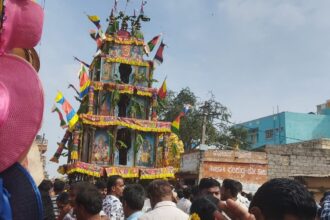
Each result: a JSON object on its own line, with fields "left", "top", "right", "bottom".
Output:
{"left": 159, "top": 87, "right": 251, "bottom": 150}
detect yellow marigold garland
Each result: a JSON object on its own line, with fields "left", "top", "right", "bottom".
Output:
{"left": 105, "top": 35, "right": 144, "bottom": 46}
{"left": 105, "top": 57, "right": 149, "bottom": 67}
{"left": 189, "top": 213, "right": 201, "bottom": 220}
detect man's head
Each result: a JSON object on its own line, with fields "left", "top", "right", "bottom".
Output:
{"left": 199, "top": 178, "right": 221, "bottom": 200}
{"left": 54, "top": 179, "right": 65, "bottom": 195}
{"left": 56, "top": 192, "right": 71, "bottom": 214}
{"left": 147, "top": 179, "right": 173, "bottom": 208}
{"left": 75, "top": 183, "right": 103, "bottom": 220}
{"left": 177, "top": 189, "right": 184, "bottom": 199}
{"left": 235, "top": 180, "right": 243, "bottom": 193}
{"left": 122, "top": 184, "right": 145, "bottom": 217}
{"left": 69, "top": 182, "right": 90, "bottom": 208}
{"left": 107, "top": 175, "right": 125, "bottom": 198}
{"left": 249, "top": 178, "right": 316, "bottom": 220}
{"left": 220, "top": 179, "right": 239, "bottom": 201}
{"left": 95, "top": 179, "right": 107, "bottom": 199}
{"left": 183, "top": 187, "right": 192, "bottom": 200}
{"left": 190, "top": 195, "right": 222, "bottom": 220}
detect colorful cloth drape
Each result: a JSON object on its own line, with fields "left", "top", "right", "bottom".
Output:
{"left": 55, "top": 91, "right": 79, "bottom": 128}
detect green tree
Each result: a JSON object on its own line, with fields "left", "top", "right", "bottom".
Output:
{"left": 159, "top": 88, "right": 251, "bottom": 150}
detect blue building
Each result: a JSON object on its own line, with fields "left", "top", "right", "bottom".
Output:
{"left": 238, "top": 102, "right": 330, "bottom": 149}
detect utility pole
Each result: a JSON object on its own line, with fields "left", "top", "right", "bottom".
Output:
{"left": 198, "top": 100, "right": 222, "bottom": 146}
{"left": 201, "top": 101, "right": 208, "bottom": 145}
{"left": 201, "top": 113, "right": 207, "bottom": 145}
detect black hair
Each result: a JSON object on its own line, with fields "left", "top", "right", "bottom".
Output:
{"left": 222, "top": 179, "right": 239, "bottom": 198}
{"left": 56, "top": 192, "right": 69, "bottom": 204}
{"left": 148, "top": 179, "right": 172, "bottom": 200}
{"left": 38, "top": 179, "right": 53, "bottom": 192}
{"left": 75, "top": 182, "right": 103, "bottom": 215}
{"left": 235, "top": 180, "right": 243, "bottom": 193}
{"left": 249, "top": 178, "right": 317, "bottom": 220}
{"left": 123, "top": 184, "right": 145, "bottom": 210}
{"left": 95, "top": 179, "right": 107, "bottom": 189}
{"left": 183, "top": 187, "right": 192, "bottom": 199}
{"left": 190, "top": 195, "right": 219, "bottom": 220}
{"left": 107, "top": 175, "right": 123, "bottom": 190}
{"left": 177, "top": 189, "right": 184, "bottom": 199}
{"left": 198, "top": 178, "right": 220, "bottom": 192}
{"left": 54, "top": 179, "right": 65, "bottom": 194}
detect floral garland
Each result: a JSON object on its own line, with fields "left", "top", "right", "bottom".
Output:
{"left": 105, "top": 167, "right": 139, "bottom": 178}
{"left": 91, "top": 82, "right": 157, "bottom": 97}
{"left": 80, "top": 114, "right": 172, "bottom": 133}
{"left": 189, "top": 213, "right": 201, "bottom": 220}
{"left": 92, "top": 82, "right": 134, "bottom": 95}
{"left": 139, "top": 167, "right": 176, "bottom": 180}
{"left": 105, "top": 35, "right": 144, "bottom": 46}
{"left": 66, "top": 161, "right": 104, "bottom": 177}
{"left": 59, "top": 164, "right": 177, "bottom": 179}
{"left": 105, "top": 57, "right": 149, "bottom": 67}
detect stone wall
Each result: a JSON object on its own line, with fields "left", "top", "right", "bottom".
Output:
{"left": 266, "top": 139, "right": 330, "bottom": 179}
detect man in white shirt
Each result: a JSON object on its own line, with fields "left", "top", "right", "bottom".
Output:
{"left": 103, "top": 175, "right": 125, "bottom": 220}
{"left": 176, "top": 188, "right": 192, "bottom": 214}
{"left": 138, "top": 180, "right": 189, "bottom": 220}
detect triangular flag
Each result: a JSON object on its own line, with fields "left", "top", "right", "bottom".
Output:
{"left": 55, "top": 91, "right": 79, "bottom": 128}
{"left": 153, "top": 41, "right": 165, "bottom": 65}
{"left": 171, "top": 112, "right": 185, "bottom": 135}
{"left": 79, "top": 65, "right": 90, "bottom": 98}
{"left": 87, "top": 15, "right": 101, "bottom": 29}
{"left": 51, "top": 105, "right": 67, "bottom": 128}
{"left": 147, "top": 35, "right": 161, "bottom": 52}
{"left": 158, "top": 78, "right": 167, "bottom": 100}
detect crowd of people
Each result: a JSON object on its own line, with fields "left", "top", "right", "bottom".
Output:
{"left": 37, "top": 176, "right": 330, "bottom": 220}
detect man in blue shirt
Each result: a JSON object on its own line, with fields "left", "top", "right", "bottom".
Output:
{"left": 123, "top": 184, "right": 145, "bottom": 220}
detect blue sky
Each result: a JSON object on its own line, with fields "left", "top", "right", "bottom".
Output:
{"left": 38, "top": 0, "right": 330, "bottom": 178}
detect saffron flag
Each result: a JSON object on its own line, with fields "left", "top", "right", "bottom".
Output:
{"left": 153, "top": 41, "right": 165, "bottom": 65}
{"left": 158, "top": 78, "right": 167, "bottom": 99}
{"left": 79, "top": 65, "right": 90, "bottom": 98}
{"left": 171, "top": 112, "right": 184, "bottom": 135}
{"left": 87, "top": 15, "right": 101, "bottom": 29}
{"left": 55, "top": 91, "right": 79, "bottom": 128}
{"left": 51, "top": 105, "right": 67, "bottom": 128}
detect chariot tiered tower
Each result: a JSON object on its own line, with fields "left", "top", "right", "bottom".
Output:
{"left": 53, "top": 7, "right": 182, "bottom": 181}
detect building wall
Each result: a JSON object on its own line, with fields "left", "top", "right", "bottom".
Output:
{"left": 239, "top": 112, "right": 330, "bottom": 149}
{"left": 239, "top": 112, "right": 286, "bottom": 148}
{"left": 285, "top": 112, "right": 330, "bottom": 144}
{"left": 199, "top": 150, "right": 268, "bottom": 193}
{"left": 266, "top": 139, "right": 330, "bottom": 179}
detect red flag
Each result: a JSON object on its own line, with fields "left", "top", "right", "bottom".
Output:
{"left": 154, "top": 41, "right": 165, "bottom": 65}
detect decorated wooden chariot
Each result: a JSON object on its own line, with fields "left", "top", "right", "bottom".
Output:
{"left": 50, "top": 2, "right": 184, "bottom": 182}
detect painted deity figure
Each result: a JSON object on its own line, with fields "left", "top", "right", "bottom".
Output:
{"left": 101, "top": 62, "right": 112, "bottom": 82}
{"left": 92, "top": 135, "right": 109, "bottom": 163}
